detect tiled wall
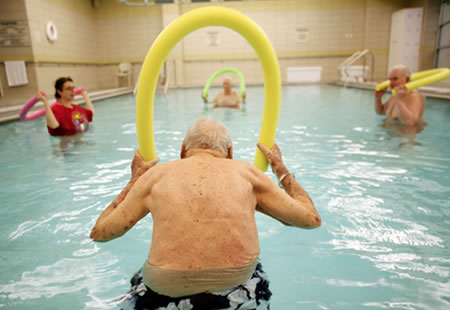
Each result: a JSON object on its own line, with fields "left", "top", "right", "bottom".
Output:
{"left": 0, "top": 0, "right": 443, "bottom": 108}
{"left": 178, "top": 0, "right": 375, "bottom": 87}
{"left": 0, "top": 0, "right": 38, "bottom": 107}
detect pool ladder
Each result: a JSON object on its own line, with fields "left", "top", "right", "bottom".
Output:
{"left": 338, "top": 49, "right": 375, "bottom": 84}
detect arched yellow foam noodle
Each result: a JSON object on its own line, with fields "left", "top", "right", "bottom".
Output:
{"left": 375, "top": 68, "right": 450, "bottom": 94}
{"left": 375, "top": 80, "right": 390, "bottom": 91}
{"left": 136, "top": 6, "right": 281, "bottom": 171}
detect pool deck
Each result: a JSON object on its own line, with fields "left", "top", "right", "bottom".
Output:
{"left": 0, "top": 87, "right": 134, "bottom": 124}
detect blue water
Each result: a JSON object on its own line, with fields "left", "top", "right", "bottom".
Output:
{"left": 0, "top": 85, "right": 449, "bottom": 309}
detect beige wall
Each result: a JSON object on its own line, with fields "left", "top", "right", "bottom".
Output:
{"left": 0, "top": 0, "right": 38, "bottom": 107}
{"left": 25, "top": 0, "right": 98, "bottom": 95}
{"left": 169, "top": 0, "right": 440, "bottom": 87}
{"left": 0, "top": 0, "right": 443, "bottom": 108}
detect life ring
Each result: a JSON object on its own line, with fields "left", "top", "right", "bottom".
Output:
{"left": 20, "top": 88, "right": 85, "bottom": 121}
{"left": 46, "top": 21, "right": 58, "bottom": 43}
{"left": 202, "top": 68, "right": 246, "bottom": 99}
{"left": 136, "top": 6, "right": 281, "bottom": 171}
{"left": 376, "top": 68, "right": 450, "bottom": 95}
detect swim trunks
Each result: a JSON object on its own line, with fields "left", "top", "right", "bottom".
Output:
{"left": 118, "top": 262, "right": 272, "bottom": 310}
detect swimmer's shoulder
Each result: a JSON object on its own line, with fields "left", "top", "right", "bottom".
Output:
{"left": 230, "top": 159, "right": 270, "bottom": 180}
{"left": 139, "top": 159, "right": 182, "bottom": 182}
{"left": 410, "top": 89, "right": 424, "bottom": 100}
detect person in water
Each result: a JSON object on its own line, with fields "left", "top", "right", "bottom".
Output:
{"left": 90, "top": 118, "right": 321, "bottom": 309}
{"left": 203, "top": 77, "right": 246, "bottom": 109}
{"left": 36, "top": 76, "right": 94, "bottom": 136}
{"left": 374, "top": 64, "right": 426, "bottom": 126}
{"left": 374, "top": 65, "right": 427, "bottom": 143}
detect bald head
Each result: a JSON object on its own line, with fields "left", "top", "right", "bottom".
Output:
{"left": 390, "top": 64, "right": 411, "bottom": 80}
{"left": 183, "top": 118, "right": 232, "bottom": 156}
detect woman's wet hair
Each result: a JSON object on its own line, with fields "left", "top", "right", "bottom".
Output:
{"left": 54, "top": 77, "right": 73, "bottom": 99}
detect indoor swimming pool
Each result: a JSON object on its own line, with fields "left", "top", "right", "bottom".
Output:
{"left": 0, "top": 84, "right": 449, "bottom": 309}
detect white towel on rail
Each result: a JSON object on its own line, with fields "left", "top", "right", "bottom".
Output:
{"left": 4, "top": 61, "right": 28, "bottom": 86}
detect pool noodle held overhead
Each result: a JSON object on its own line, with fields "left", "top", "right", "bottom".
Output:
{"left": 375, "top": 68, "right": 450, "bottom": 95}
{"left": 136, "top": 6, "right": 281, "bottom": 171}
{"left": 20, "top": 87, "right": 85, "bottom": 121}
{"left": 202, "top": 68, "right": 246, "bottom": 99}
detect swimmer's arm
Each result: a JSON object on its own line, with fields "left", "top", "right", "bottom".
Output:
{"left": 374, "top": 89, "right": 387, "bottom": 115}
{"left": 82, "top": 90, "right": 95, "bottom": 115}
{"left": 209, "top": 94, "right": 219, "bottom": 104}
{"left": 90, "top": 151, "right": 159, "bottom": 242}
{"left": 253, "top": 143, "right": 321, "bottom": 228}
{"left": 90, "top": 183, "right": 149, "bottom": 242}
{"left": 36, "top": 91, "right": 59, "bottom": 128}
{"left": 254, "top": 169, "right": 320, "bottom": 228}
{"left": 255, "top": 204, "right": 292, "bottom": 226}
{"left": 238, "top": 91, "right": 246, "bottom": 104}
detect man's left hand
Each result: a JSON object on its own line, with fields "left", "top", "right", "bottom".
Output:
{"left": 394, "top": 85, "right": 408, "bottom": 100}
{"left": 131, "top": 150, "right": 159, "bottom": 177}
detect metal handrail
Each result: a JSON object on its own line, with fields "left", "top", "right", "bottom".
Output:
{"left": 338, "top": 49, "right": 375, "bottom": 82}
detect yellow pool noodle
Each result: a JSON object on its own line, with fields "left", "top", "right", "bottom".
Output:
{"left": 136, "top": 6, "right": 281, "bottom": 171}
{"left": 375, "top": 68, "right": 450, "bottom": 95}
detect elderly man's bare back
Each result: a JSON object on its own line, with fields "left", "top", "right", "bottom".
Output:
{"left": 92, "top": 151, "right": 261, "bottom": 295}
{"left": 145, "top": 153, "right": 260, "bottom": 269}
{"left": 136, "top": 152, "right": 261, "bottom": 295}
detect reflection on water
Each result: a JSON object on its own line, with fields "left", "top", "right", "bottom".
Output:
{"left": 382, "top": 119, "right": 427, "bottom": 146}
{"left": 51, "top": 133, "right": 96, "bottom": 158}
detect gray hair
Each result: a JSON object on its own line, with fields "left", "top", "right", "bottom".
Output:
{"left": 222, "top": 76, "right": 233, "bottom": 84}
{"left": 184, "top": 118, "right": 232, "bottom": 155}
{"left": 390, "top": 64, "right": 411, "bottom": 79}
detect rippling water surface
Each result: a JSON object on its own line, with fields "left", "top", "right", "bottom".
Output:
{"left": 0, "top": 85, "right": 449, "bottom": 309}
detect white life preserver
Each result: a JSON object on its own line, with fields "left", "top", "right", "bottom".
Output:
{"left": 46, "top": 21, "right": 58, "bottom": 43}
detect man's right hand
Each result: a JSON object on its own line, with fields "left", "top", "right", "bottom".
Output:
{"left": 374, "top": 88, "right": 387, "bottom": 98}
{"left": 257, "top": 142, "right": 285, "bottom": 174}
{"left": 374, "top": 80, "right": 389, "bottom": 98}
{"left": 35, "top": 91, "right": 46, "bottom": 101}
{"left": 202, "top": 96, "right": 208, "bottom": 104}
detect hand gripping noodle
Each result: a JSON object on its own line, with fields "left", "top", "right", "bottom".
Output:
{"left": 202, "top": 68, "right": 246, "bottom": 99}
{"left": 136, "top": 6, "right": 281, "bottom": 171}
{"left": 375, "top": 68, "right": 450, "bottom": 95}
{"left": 20, "top": 88, "right": 85, "bottom": 121}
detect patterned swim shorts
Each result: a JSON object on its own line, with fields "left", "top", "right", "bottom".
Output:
{"left": 118, "top": 262, "right": 272, "bottom": 310}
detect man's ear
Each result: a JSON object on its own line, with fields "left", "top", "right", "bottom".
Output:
{"left": 227, "top": 146, "right": 233, "bottom": 159}
{"left": 180, "top": 143, "right": 186, "bottom": 159}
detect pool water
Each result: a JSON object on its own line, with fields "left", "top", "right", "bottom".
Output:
{"left": 0, "top": 85, "right": 449, "bottom": 309}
